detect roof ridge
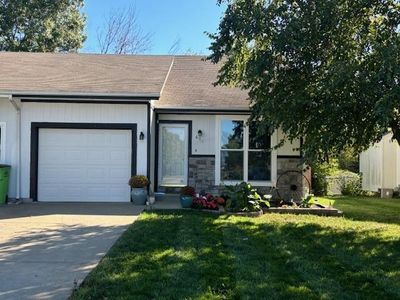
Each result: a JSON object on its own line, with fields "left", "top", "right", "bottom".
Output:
{"left": 160, "top": 57, "right": 175, "bottom": 96}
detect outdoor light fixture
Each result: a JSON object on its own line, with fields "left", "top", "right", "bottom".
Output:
{"left": 139, "top": 132, "right": 145, "bottom": 140}
{"left": 197, "top": 130, "right": 203, "bottom": 138}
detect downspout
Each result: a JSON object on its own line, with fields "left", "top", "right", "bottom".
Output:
{"left": 8, "top": 95, "right": 21, "bottom": 201}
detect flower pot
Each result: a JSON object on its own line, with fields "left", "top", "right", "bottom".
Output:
{"left": 131, "top": 188, "right": 147, "bottom": 205}
{"left": 180, "top": 195, "right": 193, "bottom": 208}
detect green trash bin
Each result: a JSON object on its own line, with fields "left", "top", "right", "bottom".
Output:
{"left": 0, "top": 165, "right": 11, "bottom": 205}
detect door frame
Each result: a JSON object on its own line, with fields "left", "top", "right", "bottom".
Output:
{"left": 154, "top": 120, "right": 192, "bottom": 191}
{"left": 30, "top": 122, "right": 137, "bottom": 201}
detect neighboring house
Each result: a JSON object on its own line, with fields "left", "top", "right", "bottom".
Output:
{"left": 0, "top": 52, "right": 304, "bottom": 203}
{"left": 360, "top": 133, "right": 400, "bottom": 197}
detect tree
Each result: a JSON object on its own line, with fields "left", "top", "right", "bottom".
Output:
{"left": 167, "top": 37, "right": 203, "bottom": 55}
{"left": 0, "top": 0, "right": 86, "bottom": 52}
{"left": 208, "top": 0, "right": 400, "bottom": 162}
{"left": 97, "top": 5, "right": 152, "bottom": 54}
{"left": 168, "top": 36, "right": 182, "bottom": 55}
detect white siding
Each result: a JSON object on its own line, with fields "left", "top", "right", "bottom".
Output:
{"left": 360, "top": 142, "right": 383, "bottom": 192}
{"left": 19, "top": 102, "right": 148, "bottom": 199}
{"left": 276, "top": 129, "right": 301, "bottom": 156}
{"left": 360, "top": 134, "right": 400, "bottom": 192}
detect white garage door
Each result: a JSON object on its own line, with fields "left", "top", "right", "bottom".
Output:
{"left": 38, "top": 128, "right": 132, "bottom": 202}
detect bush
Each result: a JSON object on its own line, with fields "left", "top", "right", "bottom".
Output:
{"left": 224, "top": 182, "right": 271, "bottom": 212}
{"left": 340, "top": 172, "right": 362, "bottom": 196}
{"left": 311, "top": 159, "right": 340, "bottom": 195}
{"left": 128, "top": 175, "right": 149, "bottom": 188}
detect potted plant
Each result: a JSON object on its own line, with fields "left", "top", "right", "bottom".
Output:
{"left": 128, "top": 175, "right": 149, "bottom": 205}
{"left": 180, "top": 186, "right": 195, "bottom": 208}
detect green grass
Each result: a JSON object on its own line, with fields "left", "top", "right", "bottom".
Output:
{"left": 72, "top": 197, "right": 400, "bottom": 300}
{"left": 323, "top": 196, "right": 400, "bottom": 225}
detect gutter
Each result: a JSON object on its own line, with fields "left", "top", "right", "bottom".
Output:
{"left": 8, "top": 95, "right": 21, "bottom": 201}
{"left": 0, "top": 91, "right": 160, "bottom": 102}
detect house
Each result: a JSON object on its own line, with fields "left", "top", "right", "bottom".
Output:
{"left": 0, "top": 52, "right": 305, "bottom": 203}
{"left": 360, "top": 133, "right": 400, "bottom": 197}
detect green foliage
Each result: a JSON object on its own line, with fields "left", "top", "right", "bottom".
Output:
{"left": 209, "top": 0, "right": 400, "bottom": 162}
{"left": 311, "top": 159, "right": 340, "bottom": 195}
{"left": 128, "top": 175, "right": 149, "bottom": 188}
{"left": 337, "top": 147, "right": 359, "bottom": 173}
{"left": 180, "top": 186, "right": 196, "bottom": 196}
{"left": 225, "top": 182, "right": 270, "bottom": 212}
{"left": 340, "top": 172, "right": 362, "bottom": 196}
{"left": 0, "top": 0, "right": 86, "bottom": 52}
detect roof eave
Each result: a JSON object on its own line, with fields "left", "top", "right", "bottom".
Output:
{"left": 0, "top": 90, "right": 160, "bottom": 101}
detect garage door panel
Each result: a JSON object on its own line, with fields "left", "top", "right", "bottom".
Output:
{"left": 38, "top": 128, "right": 132, "bottom": 202}
{"left": 109, "top": 150, "right": 131, "bottom": 161}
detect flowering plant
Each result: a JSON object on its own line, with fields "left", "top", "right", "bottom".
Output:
{"left": 192, "top": 193, "right": 219, "bottom": 210}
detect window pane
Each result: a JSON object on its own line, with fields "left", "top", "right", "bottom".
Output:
{"left": 221, "top": 120, "right": 243, "bottom": 149}
{"left": 221, "top": 151, "right": 243, "bottom": 181}
{"left": 248, "top": 151, "right": 271, "bottom": 181}
{"left": 249, "top": 122, "right": 270, "bottom": 149}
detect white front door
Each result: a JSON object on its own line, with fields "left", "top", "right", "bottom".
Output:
{"left": 38, "top": 128, "right": 132, "bottom": 202}
{"left": 158, "top": 123, "right": 189, "bottom": 187}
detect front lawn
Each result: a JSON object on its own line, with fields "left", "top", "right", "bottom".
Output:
{"left": 72, "top": 197, "right": 400, "bottom": 299}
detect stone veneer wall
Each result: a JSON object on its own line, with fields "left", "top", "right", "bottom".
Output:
{"left": 276, "top": 157, "right": 310, "bottom": 201}
{"left": 188, "top": 156, "right": 310, "bottom": 200}
{"left": 188, "top": 156, "right": 219, "bottom": 194}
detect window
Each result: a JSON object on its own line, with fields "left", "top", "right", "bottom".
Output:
{"left": 0, "top": 122, "right": 5, "bottom": 163}
{"left": 216, "top": 116, "right": 276, "bottom": 185}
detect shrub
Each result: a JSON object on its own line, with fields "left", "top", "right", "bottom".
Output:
{"left": 128, "top": 175, "right": 149, "bottom": 188}
{"left": 311, "top": 159, "right": 340, "bottom": 195}
{"left": 180, "top": 186, "right": 196, "bottom": 197}
{"left": 224, "top": 182, "right": 271, "bottom": 212}
{"left": 340, "top": 172, "right": 362, "bottom": 196}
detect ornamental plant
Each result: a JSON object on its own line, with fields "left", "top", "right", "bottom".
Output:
{"left": 180, "top": 186, "right": 196, "bottom": 197}
{"left": 224, "top": 182, "right": 271, "bottom": 212}
{"left": 192, "top": 194, "right": 219, "bottom": 210}
{"left": 128, "top": 175, "right": 149, "bottom": 188}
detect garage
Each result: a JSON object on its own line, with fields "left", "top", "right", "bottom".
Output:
{"left": 36, "top": 127, "right": 134, "bottom": 202}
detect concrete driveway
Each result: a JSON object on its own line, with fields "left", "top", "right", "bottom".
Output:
{"left": 0, "top": 203, "right": 144, "bottom": 300}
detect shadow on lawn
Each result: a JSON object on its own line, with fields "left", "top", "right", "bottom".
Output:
{"left": 72, "top": 211, "right": 400, "bottom": 300}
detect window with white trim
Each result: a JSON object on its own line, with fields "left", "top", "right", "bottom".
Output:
{"left": 0, "top": 122, "right": 5, "bottom": 163}
{"left": 216, "top": 116, "right": 275, "bottom": 185}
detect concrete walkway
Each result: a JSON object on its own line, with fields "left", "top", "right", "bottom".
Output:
{"left": 0, "top": 203, "right": 144, "bottom": 300}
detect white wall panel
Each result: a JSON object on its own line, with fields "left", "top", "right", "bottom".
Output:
{"left": 360, "top": 141, "right": 383, "bottom": 192}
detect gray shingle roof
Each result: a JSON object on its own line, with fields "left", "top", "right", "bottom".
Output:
{"left": 0, "top": 52, "right": 249, "bottom": 109}
{"left": 157, "top": 56, "right": 249, "bottom": 109}
{"left": 0, "top": 52, "right": 173, "bottom": 97}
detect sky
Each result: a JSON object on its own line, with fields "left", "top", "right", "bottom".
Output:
{"left": 82, "top": 0, "right": 226, "bottom": 55}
